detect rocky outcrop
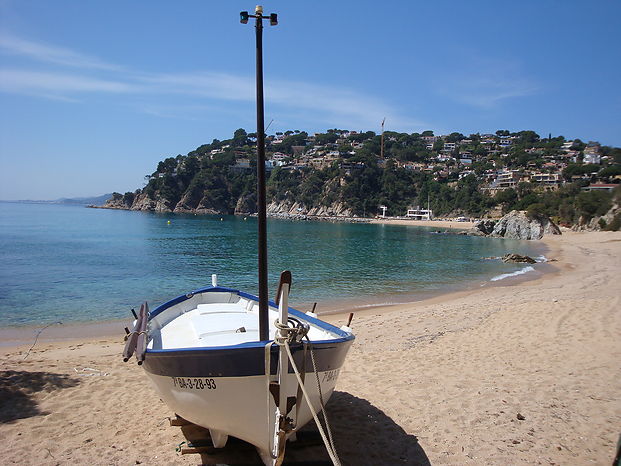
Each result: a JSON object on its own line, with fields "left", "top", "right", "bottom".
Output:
{"left": 267, "top": 200, "right": 353, "bottom": 217}
{"left": 490, "top": 210, "right": 561, "bottom": 240}
{"left": 468, "top": 211, "right": 561, "bottom": 240}
{"left": 502, "top": 253, "right": 536, "bottom": 264}
{"left": 573, "top": 196, "right": 621, "bottom": 231}
{"left": 130, "top": 192, "right": 171, "bottom": 212}
{"left": 172, "top": 191, "right": 198, "bottom": 213}
{"left": 102, "top": 197, "right": 128, "bottom": 210}
{"left": 470, "top": 219, "right": 496, "bottom": 236}
{"left": 235, "top": 194, "right": 256, "bottom": 215}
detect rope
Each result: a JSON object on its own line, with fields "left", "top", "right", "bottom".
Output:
{"left": 283, "top": 341, "right": 341, "bottom": 466}
{"left": 308, "top": 341, "right": 338, "bottom": 459}
{"left": 23, "top": 321, "right": 62, "bottom": 360}
{"left": 264, "top": 340, "right": 278, "bottom": 461}
{"left": 123, "top": 330, "right": 147, "bottom": 341}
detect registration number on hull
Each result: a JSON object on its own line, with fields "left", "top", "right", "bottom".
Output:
{"left": 171, "top": 377, "right": 216, "bottom": 390}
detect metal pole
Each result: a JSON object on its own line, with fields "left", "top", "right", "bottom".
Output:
{"left": 255, "top": 14, "right": 269, "bottom": 341}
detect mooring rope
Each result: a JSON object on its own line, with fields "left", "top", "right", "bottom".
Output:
{"left": 308, "top": 340, "right": 338, "bottom": 459}
{"left": 282, "top": 340, "right": 341, "bottom": 466}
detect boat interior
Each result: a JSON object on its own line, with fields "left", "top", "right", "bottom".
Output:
{"left": 147, "top": 291, "right": 341, "bottom": 350}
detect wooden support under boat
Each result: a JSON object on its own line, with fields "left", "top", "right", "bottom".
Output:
{"left": 171, "top": 414, "right": 330, "bottom": 464}
{"left": 169, "top": 414, "right": 193, "bottom": 427}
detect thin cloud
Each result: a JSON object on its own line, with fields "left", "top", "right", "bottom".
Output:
{"left": 137, "top": 71, "right": 254, "bottom": 101}
{"left": 434, "top": 56, "right": 539, "bottom": 108}
{"left": 0, "top": 33, "right": 429, "bottom": 130}
{"left": 0, "top": 69, "right": 135, "bottom": 95}
{"left": 0, "top": 32, "right": 122, "bottom": 71}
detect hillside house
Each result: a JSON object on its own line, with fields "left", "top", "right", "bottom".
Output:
{"left": 529, "top": 172, "right": 563, "bottom": 189}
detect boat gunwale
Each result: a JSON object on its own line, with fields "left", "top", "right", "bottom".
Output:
{"left": 145, "top": 286, "right": 354, "bottom": 355}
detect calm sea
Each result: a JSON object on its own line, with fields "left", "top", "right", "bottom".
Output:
{"left": 0, "top": 202, "right": 546, "bottom": 327}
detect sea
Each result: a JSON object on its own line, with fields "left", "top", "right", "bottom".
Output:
{"left": 0, "top": 202, "right": 547, "bottom": 328}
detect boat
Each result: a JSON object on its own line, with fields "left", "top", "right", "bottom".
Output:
{"left": 123, "top": 273, "right": 354, "bottom": 465}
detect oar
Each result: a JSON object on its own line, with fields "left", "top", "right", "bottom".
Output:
{"left": 122, "top": 302, "right": 145, "bottom": 362}
{"left": 135, "top": 302, "right": 149, "bottom": 365}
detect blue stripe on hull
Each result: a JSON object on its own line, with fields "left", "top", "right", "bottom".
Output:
{"left": 143, "top": 339, "right": 353, "bottom": 378}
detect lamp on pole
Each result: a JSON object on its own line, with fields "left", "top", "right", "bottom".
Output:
{"left": 240, "top": 6, "right": 278, "bottom": 341}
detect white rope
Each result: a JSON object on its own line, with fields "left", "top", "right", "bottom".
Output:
{"left": 264, "top": 341, "right": 278, "bottom": 460}
{"left": 308, "top": 343, "right": 338, "bottom": 456}
{"left": 283, "top": 341, "right": 341, "bottom": 466}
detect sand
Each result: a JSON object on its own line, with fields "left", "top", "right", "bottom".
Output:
{"left": 369, "top": 218, "right": 475, "bottom": 229}
{"left": 1, "top": 230, "right": 619, "bottom": 465}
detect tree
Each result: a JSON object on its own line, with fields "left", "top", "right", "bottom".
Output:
{"left": 494, "top": 188, "right": 518, "bottom": 210}
{"left": 157, "top": 157, "right": 178, "bottom": 174}
{"left": 515, "top": 130, "right": 540, "bottom": 145}
{"left": 232, "top": 128, "right": 248, "bottom": 147}
{"left": 575, "top": 191, "right": 612, "bottom": 220}
{"left": 570, "top": 139, "right": 586, "bottom": 151}
{"left": 446, "top": 132, "right": 465, "bottom": 143}
{"left": 314, "top": 132, "right": 338, "bottom": 145}
{"left": 598, "top": 165, "right": 621, "bottom": 181}
{"left": 562, "top": 163, "right": 600, "bottom": 181}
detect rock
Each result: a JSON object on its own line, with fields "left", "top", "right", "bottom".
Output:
{"left": 574, "top": 196, "right": 621, "bottom": 231}
{"left": 490, "top": 210, "right": 561, "bottom": 240}
{"left": 234, "top": 194, "right": 256, "bottom": 215}
{"left": 173, "top": 191, "right": 200, "bottom": 213}
{"left": 470, "top": 219, "right": 497, "bottom": 236}
{"left": 517, "top": 413, "right": 526, "bottom": 420}
{"left": 502, "top": 253, "right": 536, "bottom": 264}
{"left": 130, "top": 192, "right": 160, "bottom": 211}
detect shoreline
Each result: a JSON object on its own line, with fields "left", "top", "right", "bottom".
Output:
{"left": 91, "top": 203, "right": 478, "bottom": 229}
{"left": 1, "top": 230, "right": 619, "bottom": 465}
{"left": 0, "top": 244, "right": 552, "bottom": 348}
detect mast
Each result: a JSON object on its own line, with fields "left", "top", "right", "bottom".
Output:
{"left": 240, "top": 6, "right": 278, "bottom": 341}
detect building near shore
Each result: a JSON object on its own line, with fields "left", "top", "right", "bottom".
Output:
{"left": 406, "top": 206, "right": 433, "bottom": 220}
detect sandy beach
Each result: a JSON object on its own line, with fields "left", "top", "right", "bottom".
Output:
{"left": 1, "top": 230, "right": 619, "bottom": 465}
{"left": 369, "top": 218, "right": 475, "bottom": 229}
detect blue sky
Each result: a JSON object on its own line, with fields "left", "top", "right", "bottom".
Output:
{"left": 1, "top": 0, "right": 619, "bottom": 200}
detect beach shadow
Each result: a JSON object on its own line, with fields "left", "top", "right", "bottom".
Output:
{"left": 0, "top": 370, "right": 80, "bottom": 423}
{"left": 174, "top": 391, "right": 430, "bottom": 466}
{"left": 319, "top": 391, "right": 431, "bottom": 466}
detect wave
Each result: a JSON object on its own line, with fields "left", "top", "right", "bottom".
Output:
{"left": 490, "top": 266, "right": 535, "bottom": 282}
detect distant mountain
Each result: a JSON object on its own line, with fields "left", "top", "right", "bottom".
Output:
{"left": 2, "top": 194, "right": 113, "bottom": 206}
{"left": 55, "top": 194, "right": 113, "bottom": 206}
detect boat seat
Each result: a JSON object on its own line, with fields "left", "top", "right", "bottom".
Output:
{"left": 190, "top": 312, "right": 259, "bottom": 345}
{"left": 197, "top": 303, "right": 248, "bottom": 315}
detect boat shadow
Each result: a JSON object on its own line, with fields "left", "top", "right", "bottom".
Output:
{"left": 318, "top": 390, "right": 430, "bottom": 465}
{"left": 0, "top": 370, "right": 80, "bottom": 423}
{"left": 179, "top": 390, "right": 430, "bottom": 465}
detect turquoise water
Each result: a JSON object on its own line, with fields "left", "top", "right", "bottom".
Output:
{"left": 0, "top": 202, "right": 545, "bottom": 327}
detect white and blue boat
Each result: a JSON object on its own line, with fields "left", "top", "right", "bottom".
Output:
{"left": 123, "top": 275, "right": 354, "bottom": 465}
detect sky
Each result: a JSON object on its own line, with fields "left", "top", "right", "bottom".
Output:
{"left": 0, "top": 0, "right": 620, "bottom": 200}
